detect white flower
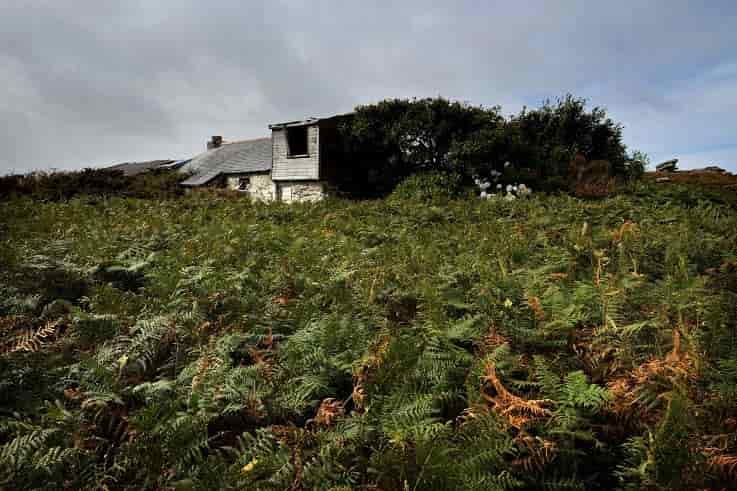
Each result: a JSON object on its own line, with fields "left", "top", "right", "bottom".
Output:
{"left": 518, "top": 183, "right": 527, "bottom": 192}
{"left": 480, "top": 181, "right": 491, "bottom": 190}
{"left": 504, "top": 161, "right": 511, "bottom": 168}
{"left": 496, "top": 183, "right": 502, "bottom": 190}
{"left": 506, "top": 184, "right": 513, "bottom": 193}
{"left": 490, "top": 170, "right": 501, "bottom": 177}
{"left": 480, "top": 191, "right": 487, "bottom": 198}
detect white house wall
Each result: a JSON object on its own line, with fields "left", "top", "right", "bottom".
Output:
{"left": 276, "top": 181, "right": 325, "bottom": 203}
{"left": 225, "top": 173, "right": 276, "bottom": 201}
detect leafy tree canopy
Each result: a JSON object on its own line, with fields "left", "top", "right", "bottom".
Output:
{"left": 338, "top": 95, "right": 643, "bottom": 196}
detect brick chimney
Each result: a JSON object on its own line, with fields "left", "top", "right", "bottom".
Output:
{"left": 207, "top": 135, "right": 223, "bottom": 150}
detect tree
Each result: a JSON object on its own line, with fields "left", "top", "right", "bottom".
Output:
{"left": 511, "top": 94, "right": 629, "bottom": 180}
{"left": 338, "top": 98, "right": 501, "bottom": 196}
{"left": 337, "top": 95, "right": 641, "bottom": 197}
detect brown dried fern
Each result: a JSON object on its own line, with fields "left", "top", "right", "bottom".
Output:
{"left": 527, "top": 296, "right": 546, "bottom": 321}
{"left": 309, "top": 398, "right": 345, "bottom": 428}
{"left": 512, "top": 435, "right": 558, "bottom": 473}
{"left": 352, "top": 333, "right": 391, "bottom": 411}
{"left": 1, "top": 319, "right": 62, "bottom": 354}
{"left": 191, "top": 355, "right": 224, "bottom": 390}
{"left": 482, "top": 321, "right": 509, "bottom": 352}
{"left": 480, "top": 362, "right": 553, "bottom": 430}
{"left": 607, "top": 329, "right": 696, "bottom": 424}
{"left": 703, "top": 446, "right": 737, "bottom": 481}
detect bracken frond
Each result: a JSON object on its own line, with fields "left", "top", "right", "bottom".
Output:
{"left": 1, "top": 318, "right": 62, "bottom": 354}
{"left": 512, "top": 435, "right": 558, "bottom": 473}
{"left": 481, "top": 362, "right": 554, "bottom": 430}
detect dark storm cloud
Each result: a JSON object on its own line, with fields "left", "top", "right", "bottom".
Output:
{"left": 1, "top": 0, "right": 736, "bottom": 173}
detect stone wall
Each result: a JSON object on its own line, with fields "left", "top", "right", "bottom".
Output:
{"left": 225, "top": 172, "right": 275, "bottom": 201}
{"left": 271, "top": 125, "right": 320, "bottom": 181}
{"left": 276, "top": 180, "right": 325, "bottom": 203}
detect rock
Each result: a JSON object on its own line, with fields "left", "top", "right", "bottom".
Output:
{"left": 656, "top": 159, "right": 678, "bottom": 172}
{"left": 702, "top": 166, "right": 726, "bottom": 173}
{"left": 655, "top": 176, "right": 671, "bottom": 182}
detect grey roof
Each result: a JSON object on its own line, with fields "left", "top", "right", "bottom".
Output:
{"left": 180, "top": 137, "right": 272, "bottom": 186}
{"left": 106, "top": 159, "right": 175, "bottom": 176}
{"left": 268, "top": 112, "right": 354, "bottom": 129}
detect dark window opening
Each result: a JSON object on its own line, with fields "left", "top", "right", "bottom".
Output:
{"left": 287, "top": 126, "right": 309, "bottom": 156}
{"left": 237, "top": 176, "right": 250, "bottom": 191}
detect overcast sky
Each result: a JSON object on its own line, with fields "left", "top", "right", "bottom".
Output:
{"left": 1, "top": 1, "right": 736, "bottom": 174}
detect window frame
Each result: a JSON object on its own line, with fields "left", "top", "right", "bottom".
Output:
{"left": 237, "top": 176, "right": 251, "bottom": 191}
{"left": 286, "top": 126, "right": 309, "bottom": 158}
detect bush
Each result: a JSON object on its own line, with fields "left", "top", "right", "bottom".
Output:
{"left": 387, "top": 171, "right": 468, "bottom": 204}
{"left": 339, "top": 95, "right": 646, "bottom": 197}
{"left": 0, "top": 168, "right": 186, "bottom": 201}
{"left": 337, "top": 98, "right": 501, "bottom": 197}
{"left": 509, "top": 95, "right": 629, "bottom": 179}
{"left": 625, "top": 150, "right": 648, "bottom": 181}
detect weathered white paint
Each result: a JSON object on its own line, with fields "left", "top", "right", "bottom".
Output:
{"left": 225, "top": 173, "right": 275, "bottom": 201}
{"left": 276, "top": 181, "right": 325, "bottom": 203}
{"left": 271, "top": 125, "right": 320, "bottom": 181}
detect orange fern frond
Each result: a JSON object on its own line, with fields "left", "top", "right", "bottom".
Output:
{"left": 309, "top": 398, "right": 345, "bottom": 428}
{"left": 2, "top": 319, "right": 61, "bottom": 354}
{"left": 481, "top": 362, "right": 553, "bottom": 429}
{"left": 704, "top": 447, "right": 737, "bottom": 480}
{"left": 527, "top": 296, "right": 545, "bottom": 321}
{"left": 512, "top": 435, "right": 558, "bottom": 473}
{"left": 483, "top": 321, "right": 509, "bottom": 351}
{"left": 352, "top": 333, "right": 391, "bottom": 411}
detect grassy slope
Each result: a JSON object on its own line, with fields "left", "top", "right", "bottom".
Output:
{"left": 1, "top": 183, "right": 737, "bottom": 490}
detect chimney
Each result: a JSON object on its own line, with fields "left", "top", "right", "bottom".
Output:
{"left": 207, "top": 135, "right": 223, "bottom": 150}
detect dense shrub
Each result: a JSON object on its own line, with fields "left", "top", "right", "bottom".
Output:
{"left": 510, "top": 95, "right": 629, "bottom": 179}
{"left": 387, "top": 171, "right": 468, "bottom": 204}
{"left": 0, "top": 168, "right": 186, "bottom": 201}
{"left": 336, "top": 97, "right": 501, "bottom": 197}
{"left": 339, "top": 95, "right": 646, "bottom": 197}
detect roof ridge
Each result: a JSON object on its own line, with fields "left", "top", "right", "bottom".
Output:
{"left": 223, "top": 136, "right": 271, "bottom": 145}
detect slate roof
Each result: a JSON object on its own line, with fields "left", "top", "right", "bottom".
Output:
{"left": 268, "top": 113, "right": 354, "bottom": 129}
{"left": 180, "top": 137, "right": 272, "bottom": 186}
{"left": 106, "top": 160, "right": 175, "bottom": 176}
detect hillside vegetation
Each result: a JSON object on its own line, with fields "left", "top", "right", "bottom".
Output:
{"left": 1, "top": 183, "right": 737, "bottom": 490}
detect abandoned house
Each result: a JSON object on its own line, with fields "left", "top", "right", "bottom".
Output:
{"left": 179, "top": 114, "right": 352, "bottom": 203}
{"left": 180, "top": 137, "right": 274, "bottom": 200}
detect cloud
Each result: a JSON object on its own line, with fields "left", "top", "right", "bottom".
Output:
{"left": 1, "top": 0, "right": 736, "bottom": 173}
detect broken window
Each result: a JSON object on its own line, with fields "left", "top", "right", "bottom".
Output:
{"left": 287, "top": 126, "right": 309, "bottom": 156}
{"left": 237, "top": 176, "right": 250, "bottom": 191}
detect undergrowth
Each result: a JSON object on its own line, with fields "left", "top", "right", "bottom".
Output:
{"left": 1, "top": 183, "right": 736, "bottom": 490}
